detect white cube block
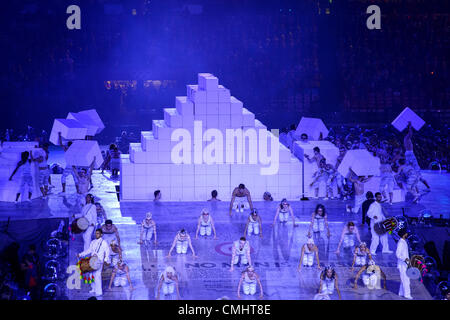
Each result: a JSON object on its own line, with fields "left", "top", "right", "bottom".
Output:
{"left": 254, "top": 119, "right": 267, "bottom": 130}
{"left": 183, "top": 187, "right": 195, "bottom": 200}
{"left": 229, "top": 114, "right": 243, "bottom": 128}
{"left": 158, "top": 152, "right": 172, "bottom": 163}
{"left": 141, "top": 132, "right": 158, "bottom": 152}
{"left": 76, "top": 109, "right": 105, "bottom": 135}
{"left": 182, "top": 164, "right": 195, "bottom": 175}
{"left": 218, "top": 115, "right": 231, "bottom": 128}
{"left": 194, "top": 187, "right": 207, "bottom": 201}
{"left": 134, "top": 174, "right": 147, "bottom": 188}
{"left": 295, "top": 117, "right": 329, "bottom": 141}
{"left": 391, "top": 107, "right": 425, "bottom": 131}
{"left": 49, "top": 119, "right": 88, "bottom": 145}
{"left": 181, "top": 114, "right": 195, "bottom": 127}
{"left": 170, "top": 187, "right": 183, "bottom": 201}
{"left": 194, "top": 103, "right": 207, "bottom": 115}
{"left": 206, "top": 115, "right": 219, "bottom": 128}
{"left": 242, "top": 108, "right": 255, "bottom": 127}
{"left": 206, "top": 102, "right": 219, "bottom": 115}
{"left": 218, "top": 102, "right": 231, "bottom": 115}
{"left": 64, "top": 140, "right": 103, "bottom": 168}
{"left": 170, "top": 164, "right": 183, "bottom": 175}
{"left": 230, "top": 97, "right": 243, "bottom": 114}
{"left": 337, "top": 149, "right": 380, "bottom": 177}
{"left": 152, "top": 120, "right": 173, "bottom": 140}
{"left": 206, "top": 90, "right": 219, "bottom": 103}
{"left": 175, "top": 96, "right": 194, "bottom": 115}
{"left": 164, "top": 108, "right": 183, "bottom": 128}
{"left": 187, "top": 85, "right": 207, "bottom": 104}
{"left": 218, "top": 85, "right": 231, "bottom": 102}
{"left": 195, "top": 175, "right": 207, "bottom": 187}
{"left": 194, "top": 114, "right": 208, "bottom": 128}
{"left": 198, "top": 74, "right": 219, "bottom": 91}
{"left": 66, "top": 112, "right": 97, "bottom": 136}
{"left": 182, "top": 175, "right": 195, "bottom": 187}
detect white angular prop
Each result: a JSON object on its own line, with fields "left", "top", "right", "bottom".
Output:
{"left": 67, "top": 109, "right": 105, "bottom": 136}
{"left": 295, "top": 117, "right": 329, "bottom": 141}
{"left": 64, "top": 140, "right": 103, "bottom": 168}
{"left": 337, "top": 149, "right": 380, "bottom": 177}
{"left": 391, "top": 107, "right": 425, "bottom": 132}
{"left": 49, "top": 119, "right": 88, "bottom": 145}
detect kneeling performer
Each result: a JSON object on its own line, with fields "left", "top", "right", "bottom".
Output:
{"left": 167, "top": 229, "right": 196, "bottom": 257}
{"left": 237, "top": 266, "right": 263, "bottom": 299}
{"left": 230, "top": 237, "right": 252, "bottom": 272}
{"left": 298, "top": 238, "right": 321, "bottom": 271}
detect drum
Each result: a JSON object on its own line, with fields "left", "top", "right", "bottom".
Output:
{"left": 78, "top": 256, "right": 101, "bottom": 273}
{"left": 71, "top": 217, "right": 89, "bottom": 234}
{"left": 374, "top": 217, "right": 398, "bottom": 235}
{"left": 407, "top": 255, "right": 425, "bottom": 280}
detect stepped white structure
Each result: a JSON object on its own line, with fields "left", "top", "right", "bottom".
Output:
{"left": 120, "top": 73, "right": 303, "bottom": 201}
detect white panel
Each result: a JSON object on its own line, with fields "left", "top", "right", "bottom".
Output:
{"left": 391, "top": 107, "right": 425, "bottom": 131}
{"left": 49, "top": 119, "right": 88, "bottom": 145}
{"left": 175, "top": 96, "right": 194, "bottom": 115}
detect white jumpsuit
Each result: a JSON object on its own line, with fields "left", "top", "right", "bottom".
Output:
{"left": 141, "top": 219, "right": 155, "bottom": 242}
{"left": 199, "top": 216, "right": 212, "bottom": 236}
{"left": 278, "top": 208, "right": 290, "bottom": 223}
{"left": 242, "top": 272, "right": 257, "bottom": 295}
{"left": 162, "top": 276, "right": 175, "bottom": 295}
{"left": 396, "top": 238, "right": 411, "bottom": 298}
{"left": 355, "top": 248, "right": 368, "bottom": 266}
{"left": 232, "top": 240, "right": 250, "bottom": 265}
{"left": 302, "top": 245, "right": 315, "bottom": 267}
{"left": 79, "top": 238, "right": 110, "bottom": 296}
{"left": 247, "top": 215, "right": 260, "bottom": 235}
{"left": 75, "top": 203, "right": 97, "bottom": 251}
{"left": 312, "top": 214, "right": 325, "bottom": 233}
{"left": 320, "top": 276, "right": 335, "bottom": 295}
{"left": 367, "top": 201, "right": 390, "bottom": 254}
{"left": 113, "top": 266, "right": 128, "bottom": 287}
{"left": 176, "top": 233, "right": 189, "bottom": 254}
{"left": 362, "top": 265, "right": 381, "bottom": 290}
{"left": 343, "top": 232, "right": 356, "bottom": 249}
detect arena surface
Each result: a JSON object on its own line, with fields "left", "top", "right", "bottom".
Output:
{"left": 1, "top": 148, "right": 446, "bottom": 300}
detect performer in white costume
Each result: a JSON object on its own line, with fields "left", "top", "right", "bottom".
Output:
{"left": 230, "top": 237, "right": 252, "bottom": 272}
{"left": 353, "top": 259, "right": 387, "bottom": 290}
{"left": 351, "top": 242, "right": 372, "bottom": 270}
{"left": 156, "top": 266, "right": 180, "bottom": 300}
{"left": 298, "top": 238, "right": 321, "bottom": 271}
{"left": 78, "top": 229, "right": 110, "bottom": 296}
{"left": 307, "top": 204, "right": 330, "bottom": 238}
{"left": 272, "top": 199, "right": 296, "bottom": 226}
{"left": 195, "top": 208, "right": 217, "bottom": 239}
{"left": 138, "top": 212, "right": 157, "bottom": 245}
{"left": 237, "top": 266, "right": 263, "bottom": 299}
{"left": 318, "top": 266, "right": 341, "bottom": 300}
{"left": 367, "top": 192, "right": 393, "bottom": 255}
{"left": 244, "top": 209, "right": 263, "bottom": 237}
{"left": 167, "top": 229, "right": 196, "bottom": 257}
{"left": 229, "top": 184, "right": 254, "bottom": 216}
{"left": 73, "top": 193, "right": 97, "bottom": 251}
{"left": 108, "top": 260, "right": 133, "bottom": 290}
{"left": 335, "top": 221, "right": 361, "bottom": 254}
{"left": 396, "top": 229, "right": 413, "bottom": 299}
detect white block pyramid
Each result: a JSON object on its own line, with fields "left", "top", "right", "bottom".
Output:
{"left": 120, "top": 73, "right": 303, "bottom": 201}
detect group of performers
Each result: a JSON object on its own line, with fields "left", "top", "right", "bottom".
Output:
{"left": 72, "top": 183, "right": 413, "bottom": 300}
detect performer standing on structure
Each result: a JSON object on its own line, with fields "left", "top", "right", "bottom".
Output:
{"left": 404, "top": 122, "right": 430, "bottom": 191}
